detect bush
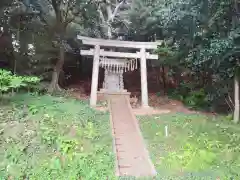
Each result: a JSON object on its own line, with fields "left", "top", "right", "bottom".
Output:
{"left": 168, "top": 82, "right": 209, "bottom": 109}
{"left": 0, "top": 69, "right": 40, "bottom": 94}
{"left": 183, "top": 89, "right": 208, "bottom": 108}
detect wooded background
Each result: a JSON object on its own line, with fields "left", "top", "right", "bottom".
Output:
{"left": 0, "top": 0, "right": 240, "bottom": 122}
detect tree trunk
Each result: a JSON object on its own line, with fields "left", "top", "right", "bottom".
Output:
{"left": 14, "top": 21, "right": 20, "bottom": 74}
{"left": 153, "top": 67, "right": 160, "bottom": 88}
{"left": 233, "top": 73, "right": 239, "bottom": 123}
{"left": 107, "top": 25, "right": 112, "bottom": 39}
{"left": 48, "top": 44, "right": 65, "bottom": 93}
{"left": 161, "top": 65, "right": 166, "bottom": 95}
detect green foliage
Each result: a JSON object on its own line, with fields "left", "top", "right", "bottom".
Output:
{"left": 0, "top": 94, "right": 114, "bottom": 179}
{"left": 183, "top": 89, "right": 208, "bottom": 109}
{"left": 156, "top": 42, "right": 179, "bottom": 66}
{"left": 167, "top": 82, "right": 209, "bottom": 109}
{"left": 129, "top": 0, "right": 240, "bottom": 112}
{"left": 164, "top": 143, "right": 217, "bottom": 171}
{"left": 156, "top": 92, "right": 161, "bottom": 97}
{"left": 0, "top": 69, "right": 40, "bottom": 93}
{"left": 139, "top": 113, "right": 240, "bottom": 179}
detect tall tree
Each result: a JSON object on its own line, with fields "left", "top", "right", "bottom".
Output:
{"left": 93, "top": 0, "right": 131, "bottom": 39}
{"left": 24, "top": 0, "right": 89, "bottom": 92}
{"left": 127, "top": 0, "right": 240, "bottom": 119}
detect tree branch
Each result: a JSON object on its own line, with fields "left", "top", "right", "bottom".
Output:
{"left": 106, "top": 4, "right": 112, "bottom": 21}
{"left": 109, "top": 0, "right": 125, "bottom": 21}
{"left": 51, "top": 0, "right": 61, "bottom": 21}
{"left": 64, "top": 0, "right": 94, "bottom": 27}
{"left": 97, "top": 5, "right": 106, "bottom": 23}
{"left": 64, "top": 0, "right": 71, "bottom": 22}
{"left": 64, "top": 17, "right": 75, "bottom": 27}
{"left": 38, "top": 11, "right": 50, "bottom": 31}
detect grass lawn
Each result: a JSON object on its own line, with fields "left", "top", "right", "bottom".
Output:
{"left": 0, "top": 93, "right": 114, "bottom": 179}
{"left": 139, "top": 113, "right": 240, "bottom": 180}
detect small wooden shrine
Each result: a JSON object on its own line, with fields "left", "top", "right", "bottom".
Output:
{"left": 77, "top": 35, "right": 162, "bottom": 107}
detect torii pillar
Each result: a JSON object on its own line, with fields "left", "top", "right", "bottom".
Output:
{"left": 90, "top": 45, "right": 100, "bottom": 106}
{"left": 140, "top": 48, "right": 149, "bottom": 108}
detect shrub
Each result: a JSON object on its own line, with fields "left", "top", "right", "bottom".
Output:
{"left": 183, "top": 88, "right": 208, "bottom": 108}
{"left": 0, "top": 69, "right": 40, "bottom": 94}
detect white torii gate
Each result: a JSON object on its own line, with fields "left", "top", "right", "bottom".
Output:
{"left": 77, "top": 35, "right": 162, "bottom": 108}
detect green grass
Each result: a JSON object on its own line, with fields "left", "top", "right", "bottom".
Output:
{"left": 0, "top": 93, "right": 115, "bottom": 179}
{"left": 139, "top": 113, "right": 240, "bottom": 179}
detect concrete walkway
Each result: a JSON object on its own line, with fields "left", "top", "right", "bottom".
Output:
{"left": 108, "top": 94, "right": 156, "bottom": 177}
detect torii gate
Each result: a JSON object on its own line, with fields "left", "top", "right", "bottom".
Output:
{"left": 77, "top": 35, "right": 162, "bottom": 108}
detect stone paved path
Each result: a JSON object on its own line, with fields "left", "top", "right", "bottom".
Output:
{"left": 109, "top": 94, "right": 156, "bottom": 177}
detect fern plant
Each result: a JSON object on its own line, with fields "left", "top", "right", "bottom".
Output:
{"left": 0, "top": 69, "right": 40, "bottom": 94}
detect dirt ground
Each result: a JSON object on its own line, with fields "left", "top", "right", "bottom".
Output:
{"left": 67, "top": 86, "right": 216, "bottom": 116}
